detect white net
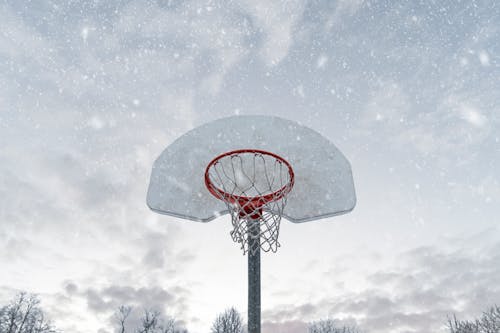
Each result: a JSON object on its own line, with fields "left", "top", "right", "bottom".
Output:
{"left": 205, "top": 150, "right": 294, "bottom": 255}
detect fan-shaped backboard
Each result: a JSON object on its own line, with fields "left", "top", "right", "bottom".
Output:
{"left": 147, "top": 115, "right": 356, "bottom": 222}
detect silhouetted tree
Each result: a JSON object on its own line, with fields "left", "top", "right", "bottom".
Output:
{"left": 0, "top": 292, "right": 57, "bottom": 333}
{"left": 210, "top": 308, "right": 243, "bottom": 333}
{"left": 448, "top": 305, "right": 500, "bottom": 333}
{"left": 308, "top": 319, "right": 361, "bottom": 333}
{"left": 113, "top": 306, "right": 186, "bottom": 333}
{"left": 115, "top": 305, "right": 132, "bottom": 333}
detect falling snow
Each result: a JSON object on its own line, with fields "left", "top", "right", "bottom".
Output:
{"left": 1, "top": 1, "right": 499, "bottom": 333}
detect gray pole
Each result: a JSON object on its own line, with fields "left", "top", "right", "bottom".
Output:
{"left": 247, "top": 218, "right": 261, "bottom": 333}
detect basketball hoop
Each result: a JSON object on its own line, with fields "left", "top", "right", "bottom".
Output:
{"left": 205, "top": 149, "right": 295, "bottom": 255}
{"left": 149, "top": 116, "right": 356, "bottom": 333}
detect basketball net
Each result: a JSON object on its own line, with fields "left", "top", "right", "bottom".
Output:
{"left": 205, "top": 150, "right": 294, "bottom": 255}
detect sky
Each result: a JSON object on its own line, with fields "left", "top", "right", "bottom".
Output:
{"left": 0, "top": 0, "right": 499, "bottom": 332}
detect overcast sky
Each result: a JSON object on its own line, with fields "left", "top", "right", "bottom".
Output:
{"left": 1, "top": 1, "right": 499, "bottom": 333}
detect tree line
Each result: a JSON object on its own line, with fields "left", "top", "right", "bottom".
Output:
{"left": 0, "top": 292, "right": 498, "bottom": 333}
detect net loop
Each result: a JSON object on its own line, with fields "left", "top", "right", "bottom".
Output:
{"left": 205, "top": 149, "right": 294, "bottom": 255}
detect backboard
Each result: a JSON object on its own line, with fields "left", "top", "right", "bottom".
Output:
{"left": 146, "top": 115, "right": 356, "bottom": 223}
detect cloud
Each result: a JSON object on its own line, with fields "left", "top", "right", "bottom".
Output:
{"left": 46, "top": 280, "right": 191, "bottom": 333}
{"left": 64, "top": 282, "right": 78, "bottom": 295}
{"left": 140, "top": 231, "right": 196, "bottom": 270}
{"left": 362, "top": 80, "right": 411, "bottom": 126}
{"left": 238, "top": 0, "right": 306, "bottom": 66}
{"left": 325, "top": 0, "right": 365, "bottom": 30}
{"left": 83, "top": 284, "right": 186, "bottom": 332}
{"left": 260, "top": 229, "right": 500, "bottom": 333}
{"left": 85, "top": 285, "right": 177, "bottom": 313}
{"left": 1, "top": 2, "right": 499, "bottom": 333}
{"left": 457, "top": 104, "right": 488, "bottom": 128}
{"left": 261, "top": 320, "right": 307, "bottom": 333}
{"left": 0, "top": 2, "right": 260, "bottom": 331}
{"left": 403, "top": 95, "right": 492, "bottom": 155}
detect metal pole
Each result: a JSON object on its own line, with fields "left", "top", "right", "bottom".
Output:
{"left": 248, "top": 218, "right": 261, "bottom": 333}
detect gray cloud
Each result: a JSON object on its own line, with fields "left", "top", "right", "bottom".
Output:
{"left": 1, "top": 1, "right": 499, "bottom": 333}
{"left": 261, "top": 320, "right": 308, "bottom": 333}
{"left": 58, "top": 281, "right": 191, "bottom": 332}
{"left": 262, "top": 230, "right": 500, "bottom": 333}
{"left": 64, "top": 282, "right": 78, "bottom": 295}
{"left": 85, "top": 285, "right": 177, "bottom": 313}
{"left": 88, "top": 284, "right": 188, "bottom": 332}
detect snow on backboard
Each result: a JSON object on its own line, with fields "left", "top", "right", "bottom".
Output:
{"left": 147, "top": 115, "right": 356, "bottom": 223}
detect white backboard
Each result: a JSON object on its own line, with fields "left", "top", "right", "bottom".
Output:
{"left": 147, "top": 115, "right": 356, "bottom": 223}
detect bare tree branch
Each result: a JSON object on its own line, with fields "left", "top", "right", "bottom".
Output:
{"left": 115, "top": 305, "right": 132, "bottom": 333}
{"left": 0, "top": 292, "right": 57, "bottom": 333}
{"left": 210, "top": 308, "right": 243, "bottom": 333}
{"left": 308, "top": 319, "right": 361, "bottom": 333}
{"left": 113, "top": 306, "right": 185, "bottom": 333}
{"left": 448, "top": 305, "right": 500, "bottom": 333}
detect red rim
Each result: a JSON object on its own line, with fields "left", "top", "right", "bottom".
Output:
{"left": 204, "top": 149, "right": 295, "bottom": 209}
